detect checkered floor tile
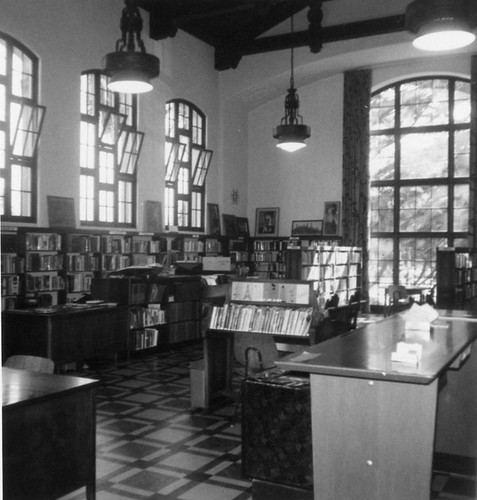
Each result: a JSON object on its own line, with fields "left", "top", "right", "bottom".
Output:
{"left": 58, "top": 341, "right": 475, "bottom": 500}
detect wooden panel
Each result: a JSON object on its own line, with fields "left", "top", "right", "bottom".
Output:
{"left": 310, "top": 375, "right": 438, "bottom": 500}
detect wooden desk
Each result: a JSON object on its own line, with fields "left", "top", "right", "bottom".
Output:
{"left": 276, "top": 312, "right": 477, "bottom": 500}
{"left": 2, "top": 367, "right": 99, "bottom": 500}
{"left": 2, "top": 305, "right": 128, "bottom": 365}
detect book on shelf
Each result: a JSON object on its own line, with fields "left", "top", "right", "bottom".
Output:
{"left": 209, "top": 303, "right": 313, "bottom": 336}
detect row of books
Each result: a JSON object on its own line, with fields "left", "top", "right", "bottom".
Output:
{"left": 2, "top": 254, "right": 24, "bottom": 274}
{"left": 251, "top": 251, "right": 283, "bottom": 262}
{"left": 65, "top": 254, "right": 101, "bottom": 272}
{"left": 25, "top": 233, "right": 62, "bottom": 251}
{"left": 2, "top": 275, "right": 20, "bottom": 295}
{"left": 26, "top": 274, "right": 65, "bottom": 292}
{"left": 209, "top": 303, "right": 314, "bottom": 336}
{"left": 167, "top": 301, "right": 200, "bottom": 322}
{"left": 301, "top": 248, "right": 362, "bottom": 266}
{"left": 253, "top": 240, "right": 286, "bottom": 251}
{"left": 101, "top": 254, "right": 131, "bottom": 271}
{"left": 26, "top": 253, "right": 63, "bottom": 272}
{"left": 66, "top": 272, "right": 93, "bottom": 293}
{"left": 66, "top": 234, "right": 101, "bottom": 253}
{"left": 131, "top": 237, "right": 167, "bottom": 254}
{"left": 132, "top": 328, "right": 159, "bottom": 350}
{"left": 129, "top": 304, "right": 166, "bottom": 328}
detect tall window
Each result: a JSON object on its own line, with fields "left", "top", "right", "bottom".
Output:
{"left": 80, "top": 71, "right": 143, "bottom": 227}
{"left": 164, "top": 99, "right": 212, "bottom": 231}
{"left": 369, "top": 77, "right": 470, "bottom": 305}
{"left": 0, "top": 33, "right": 45, "bottom": 222}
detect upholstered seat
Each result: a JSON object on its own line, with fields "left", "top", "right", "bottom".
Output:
{"left": 4, "top": 355, "right": 55, "bottom": 373}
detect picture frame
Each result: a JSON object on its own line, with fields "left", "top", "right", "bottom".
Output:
{"left": 47, "top": 195, "right": 76, "bottom": 228}
{"left": 255, "top": 207, "right": 279, "bottom": 237}
{"left": 235, "top": 216, "right": 250, "bottom": 238}
{"left": 207, "top": 203, "right": 221, "bottom": 236}
{"left": 144, "top": 200, "right": 163, "bottom": 233}
{"left": 222, "top": 214, "right": 238, "bottom": 237}
{"left": 291, "top": 219, "right": 323, "bottom": 237}
{"left": 323, "top": 201, "right": 341, "bottom": 236}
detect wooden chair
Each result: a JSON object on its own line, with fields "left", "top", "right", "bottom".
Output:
{"left": 231, "top": 332, "right": 279, "bottom": 424}
{"left": 384, "top": 285, "right": 412, "bottom": 316}
{"left": 4, "top": 355, "right": 55, "bottom": 373}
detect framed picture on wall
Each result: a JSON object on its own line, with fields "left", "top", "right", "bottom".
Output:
{"left": 207, "top": 203, "right": 221, "bottom": 236}
{"left": 222, "top": 214, "right": 238, "bottom": 237}
{"left": 144, "top": 200, "right": 163, "bottom": 233}
{"left": 255, "top": 207, "right": 279, "bottom": 237}
{"left": 47, "top": 196, "right": 75, "bottom": 228}
{"left": 235, "top": 217, "right": 250, "bottom": 238}
{"left": 291, "top": 219, "right": 323, "bottom": 237}
{"left": 323, "top": 201, "right": 341, "bottom": 236}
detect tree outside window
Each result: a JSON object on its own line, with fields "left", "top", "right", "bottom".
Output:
{"left": 369, "top": 77, "right": 470, "bottom": 305}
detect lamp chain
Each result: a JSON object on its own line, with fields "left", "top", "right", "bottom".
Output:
{"left": 290, "top": 16, "right": 295, "bottom": 89}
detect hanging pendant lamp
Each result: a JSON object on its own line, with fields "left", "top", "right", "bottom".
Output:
{"left": 273, "top": 17, "right": 311, "bottom": 153}
{"left": 104, "top": 0, "right": 160, "bottom": 94}
{"left": 406, "top": 0, "right": 477, "bottom": 51}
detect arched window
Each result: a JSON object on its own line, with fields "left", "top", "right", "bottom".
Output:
{"left": 164, "top": 99, "right": 212, "bottom": 231}
{"left": 79, "top": 71, "right": 143, "bottom": 227}
{"left": 0, "top": 33, "right": 45, "bottom": 222}
{"left": 368, "top": 76, "right": 470, "bottom": 305}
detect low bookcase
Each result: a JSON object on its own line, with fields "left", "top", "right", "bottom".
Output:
{"left": 208, "top": 278, "right": 320, "bottom": 345}
{"left": 198, "top": 279, "right": 320, "bottom": 409}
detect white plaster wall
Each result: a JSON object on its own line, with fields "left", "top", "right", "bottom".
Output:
{"left": 0, "top": 0, "right": 219, "bottom": 230}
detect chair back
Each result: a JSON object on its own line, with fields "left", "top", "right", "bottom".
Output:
{"left": 385, "top": 285, "right": 410, "bottom": 316}
{"left": 4, "top": 355, "right": 55, "bottom": 373}
{"left": 234, "top": 332, "right": 278, "bottom": 375}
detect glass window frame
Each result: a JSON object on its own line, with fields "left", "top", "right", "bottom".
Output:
{"left": 0, "top": 32, "right": 41, "bottom": 223}
{"left": 369, "top": 76, "right": 470, "bottom": 306}
{"left": 79, "top": 70, "right": 140, "bottom": 228}
{"left": 164, "top": 99, "right": 209, "bottom": 232}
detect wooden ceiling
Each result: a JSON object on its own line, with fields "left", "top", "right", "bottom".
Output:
{"left": 134, "top": 0, "right": 407, "bottom": 70}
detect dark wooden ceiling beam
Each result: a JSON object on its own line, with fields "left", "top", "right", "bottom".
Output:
{"left": 241, "top": 14, "right": 406, "bottom": 56}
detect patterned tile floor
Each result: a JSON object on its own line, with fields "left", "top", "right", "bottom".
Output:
{"left": 58, "top": 341, "right": 475, "bottom": 500}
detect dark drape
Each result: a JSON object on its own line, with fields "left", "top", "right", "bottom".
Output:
{"left": 342, "top": 69, "right": 371, "bottom": 307}
{"left": 470, "top": 56, "right": 477, "bottom": 251}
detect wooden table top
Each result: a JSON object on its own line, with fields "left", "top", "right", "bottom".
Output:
{"left": 2, "top": 367, "right": 99, "bottom": 407}
{"left": 276, "top": 311, "right": 477, "bottom": 384}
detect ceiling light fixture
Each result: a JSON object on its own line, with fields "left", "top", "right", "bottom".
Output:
{"left": 273, "top": 17, "right": 311, "bottom": 153}
{"left": 406, "top": 0, "right": 477, "bottom": 51}
{"left": 104, "top": 0, "right": 160, "bottom": 94}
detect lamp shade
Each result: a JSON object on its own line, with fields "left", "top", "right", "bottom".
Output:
{"left": 105, "top": 52, "right": 160, "bottom": 94}
{"left": 273, "top": 124, "right": 311, "bottom": 152}
{"left": 406, "top": 0, "right": 477, "bottom": 51}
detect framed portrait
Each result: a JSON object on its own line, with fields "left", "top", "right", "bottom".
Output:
{"left": 222, "top": 214, "right": 238, "bottom": 237}
{"left": 291, "top": 219, "right": 323, "bottom": 237}
{"left": 207, "top": 203, "right": 221, "bottom": 236}
{"left": 255, "top": 207, "right": 279, "bottom": 237}
{"left": 235, "top": 217, "right": 250, "bottom": 238}
{"left": 323, "top": 201, "right": 341, "bottom": 236}
{"left": 47, "top": 196, "right": 75, "bottom": 228}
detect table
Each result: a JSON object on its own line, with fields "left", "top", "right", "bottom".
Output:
{"left": 2, "top": 304, "right": 128, "bottom": 365}
{"left": 276, "top": 311, "right": 477, "bottom": 500}
{"left": 2, "top": 367, "right": 99, "bottom": 500}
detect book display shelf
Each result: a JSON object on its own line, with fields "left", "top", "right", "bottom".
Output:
{"left": 91, "top": 274, "right": 202, "bottom": 352}
{"left": 251, "top": 239, "right": 287, "bottom": 279}
{"left": 436, "top": 247, "right": 477, "bottom": 309}
{"left": 208, "top": 278, "right": 319, "bottom": 344}
{"left": 286, "top": 243, "right": 362, "bottom": 310}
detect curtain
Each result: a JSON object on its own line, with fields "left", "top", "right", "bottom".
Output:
{"left": 342, "top": 69, "right": 371, "bottom": 307}
{"left": 470, "top": 56, "right": 477, "bottom": 252}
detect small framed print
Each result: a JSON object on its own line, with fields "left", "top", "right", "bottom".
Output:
{"left": 255, "top": 207, "right": 279, "bottom": 237}
{"left": 235, "top": 217, "right": 250, "bottom": 238}
{"left": 207, "top": 203, "right": 221, "bottom": 236}
{"left": 222, "top": 214, "right": 238, "bottom": 237}
{"left": 291, "top": 219, "right": 323, "bottom": 237}
{"left": 323, "top": 201, "right": 341, "bottom": 236}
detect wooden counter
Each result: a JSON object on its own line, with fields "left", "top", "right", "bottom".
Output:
{"left": 276, "top": 311, "right": 477, "bottom": 500}
{"left": 2, "top": 367, "right": 99, "bottom": 499}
